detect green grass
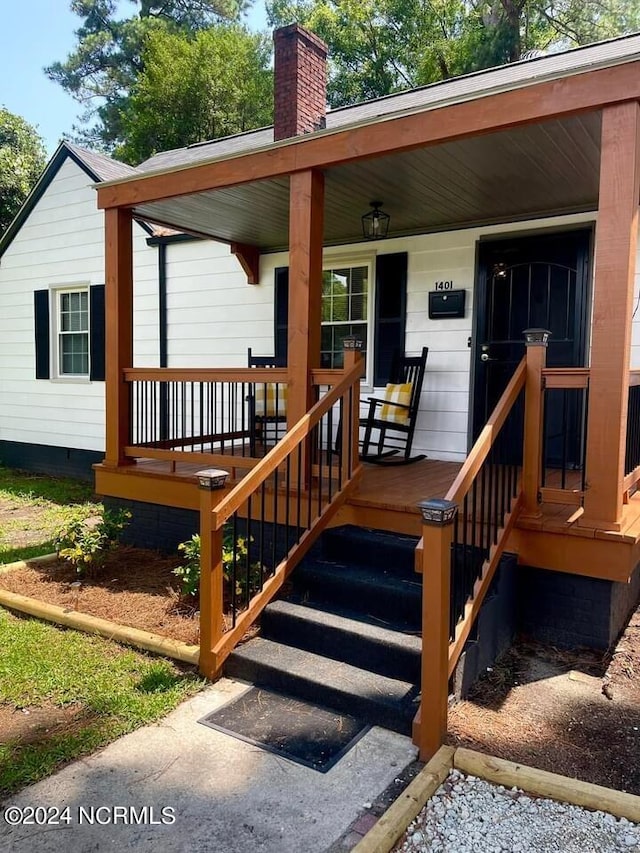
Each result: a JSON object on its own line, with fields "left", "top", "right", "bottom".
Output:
{"left": 0, "top": 466, "right": 101, "bottom": 564}
{"left": 0, "top": 608, "right": 204, "bottom": 796}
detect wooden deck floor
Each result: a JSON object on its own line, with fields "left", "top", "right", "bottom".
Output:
{"left": 95, "top": 454, "right": 640, "bottom": 581}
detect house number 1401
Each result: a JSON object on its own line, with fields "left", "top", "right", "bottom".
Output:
{"left": 434, "top": 281, "right": 454, "bottom": 290}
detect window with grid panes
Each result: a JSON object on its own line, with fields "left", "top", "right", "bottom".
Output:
{"left": 320, "top": 265, "right": 369, "bottom": 371}
{"left": 57, "top": 289, "right": 89, "bottom": 376}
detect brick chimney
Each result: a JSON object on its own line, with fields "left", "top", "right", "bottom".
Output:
{"left": 273, "top": 24, "right": 328, "bottom": 142}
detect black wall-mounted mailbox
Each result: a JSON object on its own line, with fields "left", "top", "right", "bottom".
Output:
{"left": 428, "top": 289, "right": 466, "bottom": 319}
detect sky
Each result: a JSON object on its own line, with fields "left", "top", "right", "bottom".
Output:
{"left": 0, "top": 0, "right": 269, "bottom": 156}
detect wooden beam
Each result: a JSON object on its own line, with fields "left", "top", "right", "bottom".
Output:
{"left": 353, "top": 746, "right": 455, "bottom": 853}
{"left": 287, "top": 169, "right": 324, "bottom": 429}
{"left": 231, "top": 242, "right": 260, "bottom": 284}
{"left": 454, "top": 749, "right": 640, "bottom": 823}
{"left": 104, "top": 208, "right": 134, "bottom": 468}
{"left": 96, "top": 61, "right": 640, "bottom": 210}
{"left": 582, "top": 102, "right": 640, "bottom": 530}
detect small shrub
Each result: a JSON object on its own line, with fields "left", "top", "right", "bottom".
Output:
{"left": 173, "top": 528, "right": 255, "bottom": 602}
{"left": 173, "top": 534, "right": 201, "bottom": 599}
{"left": 55, "top": 508, "right": 130, "bottom": 574}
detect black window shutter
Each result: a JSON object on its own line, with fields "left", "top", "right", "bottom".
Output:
{"left": 34, "top": 290, "right": 50, "bottom": 380}
{"left": 374, "top": 252, "right": 407, "bottom": 386}
{"left": 274, "top": 266, "right": 289, "bottom": 362}
{"left": 89, "top": 284, "right": 106, "bottom": 381}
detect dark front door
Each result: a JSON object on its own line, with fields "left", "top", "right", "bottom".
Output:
{"left": 472, "top": 229, "right": 592, "bottom": 462}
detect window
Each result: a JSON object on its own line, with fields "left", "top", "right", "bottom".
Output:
{"left": 56, "top": 288, "right": 89, "bottom": 376}
{"left": 321, "top": 263, "right": 370, "bottom": 372}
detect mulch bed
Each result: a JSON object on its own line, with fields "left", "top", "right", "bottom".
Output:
{"left": 447, "top": 605, "right": 640, "bottom": 794}
{"left": 0, "top": 547, "right": 200, "bottom": 645}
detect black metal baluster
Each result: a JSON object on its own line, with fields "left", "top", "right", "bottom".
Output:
{"left": 297, "top": 444, "right": 303, "bottom": 542}
{"left": 231, "top": 514, "right": 238, "bottom": 627}
{"left": 259, "top": 482, "right": 265, "bottom": 593}
{"left": 245, "top": 496, "right": 252, "bottom": 612}
{"left": 272, "top": 466, "right": 278, "bottom": 576}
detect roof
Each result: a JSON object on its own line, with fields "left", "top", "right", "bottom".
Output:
{"left": 135, "top": 32, "right": 640, "bottom": 178}
{"left": 63, "top": 142, "right": 139, "bottom": 182}
{"left": 0, "top": 142, "right": 145, "bottom": 259}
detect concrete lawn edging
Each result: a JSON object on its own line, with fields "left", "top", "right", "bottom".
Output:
{"left": 353, "top": 746, "right": 640, "bottom": 853}
{"left": 0, "top": 586, "right": 200, "bottom": 666}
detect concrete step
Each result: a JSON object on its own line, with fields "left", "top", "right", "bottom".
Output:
{"left": 226, "top": 637, "right": 420, "bottom": 735}
{"left": 261, "top": 599, "right": 422, "bottom": 683}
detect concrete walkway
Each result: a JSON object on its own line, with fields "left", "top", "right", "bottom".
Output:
{"left": 0, "top": 678, "right": 417, "bottom": 852}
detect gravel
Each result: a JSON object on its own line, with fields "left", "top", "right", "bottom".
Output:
{"left": 397, "top": 770, "right": 640, "bottom": 853}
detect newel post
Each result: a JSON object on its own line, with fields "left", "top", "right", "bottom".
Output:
{"left": 343, "top": 337, "right": 363, "bottom": 476}
{"left": 196, "top": 469, "right": 229, "bottom": 679}
{"left": 415, "top": 498, "right": 457, "bottom": 761}
{"left": 522, "top": 329, "right": 550, "bottom": 518}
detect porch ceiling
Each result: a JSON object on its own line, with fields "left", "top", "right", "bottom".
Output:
{"left": 133, "top": 112, "right": 602, "bottom": 251}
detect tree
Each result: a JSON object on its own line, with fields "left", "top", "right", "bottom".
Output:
{"left": 267, "top": 0, "right": 640, "bottom": 107}
{"left": 116, "top": 26, "right": 272, "bottom": 163}
{"left": 46, "top": 0, "right": 253, "bottom": 151}
{"left": 0, "top": 109, "right": 46, "bottom": 235}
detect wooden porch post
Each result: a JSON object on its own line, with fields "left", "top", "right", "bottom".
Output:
{"left": 287, "top": 169, "right": 325, "bottom": 429}
{"left": 104, "top": 207, "right": 134, "bottom": 468}
{"left": 582, "top": 102, "right": 640, "bottom": 530}
{"left": 196, "top": 469, "right": 228, "bottom": 679}
{"left": 415, "top": 498, "right": 457, "bottom": 761}
{"left": 521, "top": 329, "right": 549, "bottom": 518}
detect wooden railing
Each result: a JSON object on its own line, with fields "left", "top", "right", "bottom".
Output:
{"left": 414, "top": 354, "right": 527, "bottom": 760}
{"left": 197, "top": 349, "right": 363, "bottom": 677}
{"left": 539, "top": 367, "right": 590, "bottom": 506}
{"left": 624, "top": 371, "right": 640, "bottom": 496}
{"left": 123, "top": 367, "right": 288, "bottom": 468}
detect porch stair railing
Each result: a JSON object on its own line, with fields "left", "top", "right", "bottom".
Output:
{"left": 197, "top": 348, "right": 363, "bottom": 677}
{"left": 413, "top": 349, "right": 529, "bottom": 761}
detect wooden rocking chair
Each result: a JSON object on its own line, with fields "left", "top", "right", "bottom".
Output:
{"left": 360, "top": 347, "right": 428, "bottom": 465}
{"left": 247, "top": 348, "right": 287, "bottom": 456}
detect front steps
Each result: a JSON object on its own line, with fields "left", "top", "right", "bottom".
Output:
{"left": 225, "top": 525, "right": 422, "bottom": 735}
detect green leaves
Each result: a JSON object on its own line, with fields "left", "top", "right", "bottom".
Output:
{"left": 0, "top": 109, "right": 46, "bottom": 236}
{"left": 267, "top": 0, "right": 640, "bottom": 107}
{"left": 46, "top": 1, "right": 255, "bottom": 151}
{"left": 116, "top": 26, "right": 273, "bottom": 163}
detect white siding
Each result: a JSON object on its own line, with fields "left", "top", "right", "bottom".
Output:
{"left": 5, "top": 162, "right": 640, "bottom": 467}
{"left": 260, "top": 212, "right": 596, "bottom": 462}
{"left": 0, "top": 158, "right": 157, "bottom": 453}
{"left": 165, "top": 240, "right": 273, "bottom": 366}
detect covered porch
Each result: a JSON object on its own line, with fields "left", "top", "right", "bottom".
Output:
{"left": 93, "top": 37, "right": 640, "bottom": 759}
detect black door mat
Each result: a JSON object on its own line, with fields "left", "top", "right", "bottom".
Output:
{"left": 198, "top": 687, "right": 370, "bottom": 773}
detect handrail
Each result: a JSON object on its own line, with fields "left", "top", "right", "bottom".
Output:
{"left": 415, "top": 355, "right": 527, "bottom": 760}
{"left": 197, "top": 351, "right": 364, "bottom": 678}
{"left": 311, "top": 368, "right": 344, "bottom": 385}
{"left": 542, "top": 367, "right": 590, "bottom": 389}
{"left": 446, "top": 358, "right": 526, "bottom": 505}
{"left": 212, "top": 357, "right": 364, "bottom": 529}
{"left": 124, "top": 367, "right": 288, "bottom": 383}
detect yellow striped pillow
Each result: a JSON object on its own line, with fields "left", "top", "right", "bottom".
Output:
{"left": 254, "top": 383, "right": 287, "bottom": 417}
{"left": 380, "top": 383, "right": 412, "bottom": 425}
